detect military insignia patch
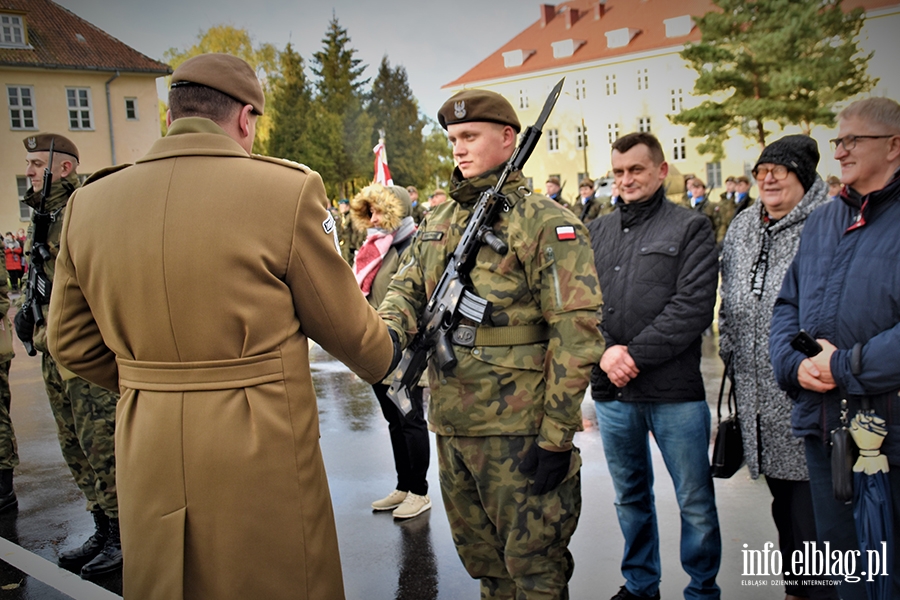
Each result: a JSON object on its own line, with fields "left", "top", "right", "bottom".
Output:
{"left": 26, "top": 137, "right": 37, "bottom": 150}
{"left": 322, "top": 214, "right": 335, "bottom": 235}
{"left": 454, "top": 101, "right": 466, "bottom": 119}
{"left": 420, "top": 231, "right": 444, "bottom": 242}
{"left": 555, "top": 226, "right": 576, "bottom": 241}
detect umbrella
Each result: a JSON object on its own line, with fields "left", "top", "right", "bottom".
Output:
{"left": 850, "top": 409, "right": 893, "bottom": 600}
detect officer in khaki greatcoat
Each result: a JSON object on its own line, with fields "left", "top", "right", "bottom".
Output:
{"left": 47, "top": 53, "right": 394, "bottom": 600}
{"left": 15, "top": 133, "right": 121, "bottom": 578}
{"left": 378, "top": 89, "right": 605, "bottom": 599}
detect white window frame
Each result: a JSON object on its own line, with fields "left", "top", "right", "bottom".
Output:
{"left": 16, "top": 175, "right": 31, "bottom": 220}
{"left": 66, "top": 87, "right": 94, "bottom": 130}
{"left": 547, "top": 128, "right": 559, "bottom": 152}
{"left": 670, "top": 88, "right": 684, "bottom": 113}
{"left": 608, "top": 123, "right": 620, "bottom": 144}
{"left": 605, "top": 74, "right": 617, "bottom": 96}
{"left": 706, "top": 161, "right": 723, "bottom": 190}
{"left": 673, "top": 138, "right": 686, "bottom": 161}
{"left": 124, "top": 97, "right": 139, "bottom": 121}
{"left": 518, "top": 89, "right": 529, "bottom": 110}
{"left": 637, "top": 68, "right": 649, "bottom": 91}
{"left": 638, "top": 117, "right": 651, "bottom": 133}
{"left": 0, "top": 14, "right": 26, "bottom": 47}
{"left": 7, "top": 85, "right": 36, "bottom": 130}
{"left": 575, "top": 78, "right": 587, "bottom": 100}
{"left": 576, "top": 124, "right": 588, "bottom": 150}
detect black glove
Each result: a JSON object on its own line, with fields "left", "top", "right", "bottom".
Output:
{"left": 519, "top": 444, "right": 573, "bottom": 495}
{"left": 386, "top": 328, "right": 402, "bottom": 376}
{"left": 14, "top": 308, "right": 35, "bottom": 347}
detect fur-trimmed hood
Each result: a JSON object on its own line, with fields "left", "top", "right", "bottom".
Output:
{"left": 349, "top": 184, "right": 412, "bottom": 233}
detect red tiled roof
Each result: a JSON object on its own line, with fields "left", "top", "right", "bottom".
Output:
{"left": 446, "top": 0, "right": 898, "bottom": 88}
{"left": 0, "top": 0, "right": 170, "bottom": 74}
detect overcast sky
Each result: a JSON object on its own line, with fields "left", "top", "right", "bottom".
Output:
{"left": 55, "top": 0, "right": 538, "bottom": 123}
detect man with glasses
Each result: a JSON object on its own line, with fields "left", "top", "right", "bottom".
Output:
{"left": 771, "top": 97, "right": 900, "bottom": 599}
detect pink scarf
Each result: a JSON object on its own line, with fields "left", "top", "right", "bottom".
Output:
{"left": 353, "top": 231, "right": 394, "bottom": 296}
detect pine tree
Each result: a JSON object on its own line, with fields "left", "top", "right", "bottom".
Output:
{"left": 311, "top": 15, "right": 374, "bottom": 198}
{"left": 671, "top": 0, "right": 876, "bottom": 159}
{"left": 367, "top": 56, "right": 427, "bottom": 188}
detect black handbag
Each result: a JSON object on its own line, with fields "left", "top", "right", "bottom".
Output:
{"left": 711, "top": 360, "right": 744, "bottom": 478}
{"left": 830, "top": 398, "right": 857, "bottom": 503}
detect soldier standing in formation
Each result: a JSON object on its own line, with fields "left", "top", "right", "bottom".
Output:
{"left": 47, "top": 53, "right": 395, "bottom": 600}
{"left": 574, "top": 177, "right": 604, "bottom": 224}
{"left": 0, "top": 258, "right": 16, "bottom": 513}
{"left": 379, "top": 89, "right": 604, "bottom": 599}
{"left": 14, "top": 134, "right": 121, "bottom": 578}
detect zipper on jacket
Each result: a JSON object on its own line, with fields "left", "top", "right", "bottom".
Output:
{"left": 544, "top": 246, "right": 563, "bottom": 307}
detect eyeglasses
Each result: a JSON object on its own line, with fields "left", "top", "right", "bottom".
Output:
{"left": 752, "top": 164, "right": 789, "bottom": 181}
{"left": 829, "top": 134, "right": 894, "bottom": 151}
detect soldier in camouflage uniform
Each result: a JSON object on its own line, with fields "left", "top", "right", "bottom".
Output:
{"left": 0, "top": 259, "right": 17, "bottom": 513}
{"left": 379, "top": 89, "right": 604, "bottom": 600}
{"left": 14, "top": 134, "right": 121, "bottom": 577}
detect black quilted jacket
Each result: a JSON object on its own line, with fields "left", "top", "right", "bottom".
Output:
{"left": 587, "top": 187, "right": 718, "bottom": 402}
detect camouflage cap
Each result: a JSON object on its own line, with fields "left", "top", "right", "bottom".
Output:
{"left": 438, "top": 89, "right": 521, "bottom": 133}
{"left": 23, "top": 133, "right": 79, "bottom": 161}
{"left": 171, "top": 53, "right": 265, "bottom": 115}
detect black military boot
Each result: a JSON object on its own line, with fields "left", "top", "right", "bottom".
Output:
{"left": 80, "top": 517, "right": 122, "bottom": 578}
{"left": 0, "top": 469, "right": 16, "bottom": 513}
{"left": 57, "top": 510, "right": 108, "bottom": 571}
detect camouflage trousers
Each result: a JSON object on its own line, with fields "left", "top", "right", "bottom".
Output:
{"left": 436, "top": 435, "right": 582, "bottom": 600}
{"left": 0, "top": 360, "right": 18, "bottom": 470}
{"left": 42, "top": 353, "right": 118, "bottom": 517}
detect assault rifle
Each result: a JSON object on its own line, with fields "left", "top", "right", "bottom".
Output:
{"left": 19, "top": 139, "right": 56, "bottom": 356}
{"left": 386, "top": 78, "right": 565, "bottom": 415}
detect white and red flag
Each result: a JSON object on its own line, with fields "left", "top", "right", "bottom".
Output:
{"left": 373, "top": 139, "right": 393, "bottom": 186}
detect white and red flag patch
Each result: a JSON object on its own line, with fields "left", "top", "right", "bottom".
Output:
{"left": 555, "top": 225, "right": 576, "bottom": 241}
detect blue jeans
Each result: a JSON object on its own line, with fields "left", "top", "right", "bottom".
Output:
{"left": 595, "top": 400, "right": 721, "bottom": 599}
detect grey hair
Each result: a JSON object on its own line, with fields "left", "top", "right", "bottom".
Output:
{"left": 838, "top": 97, "right": 900, "bottom": 133}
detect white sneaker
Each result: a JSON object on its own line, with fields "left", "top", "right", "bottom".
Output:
{"left": 392, "top": 493, "right": 431, "bottom": 519}
{"left": 372, "top": 489, "right": 407, "bottom": 511}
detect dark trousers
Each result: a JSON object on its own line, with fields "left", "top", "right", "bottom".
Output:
{"left": 765, "top": 477, "right": 839, "bottom": 599}
{"left": 372, "top": 383, "right": 430, "bottom": 496}
{"left": 805, "top": 436, "right": 900, "bottom": 600}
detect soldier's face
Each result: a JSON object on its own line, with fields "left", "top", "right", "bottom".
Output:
{"left": 447, "top": 122, "right": 515, "bottom": 179}
{"left": 611, "top": 144, "right": 668, "bottom": 204}
{"left": 736, "top": 181, "right": 750, "bottom": 194}
{"left": 25, "top": 152, "right": 58, "bottom": 192}
{"left": 580, "top": 186, "right": 593, "bottom": 199}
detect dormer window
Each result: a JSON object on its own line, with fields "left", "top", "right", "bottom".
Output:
{"left": 551, "top": 39, "right": 585, "bottom": 59}
{"left": 664, "top": 15, "right": 694, "bottom": 38}
{"left": 605, "top": 27, "right": 640, "bottom": 49}
{"left": 0, "top": 13, "right": 26, "bottom": 48}
{"left": 502, "top": 49, "right": 535, "bottom": 68}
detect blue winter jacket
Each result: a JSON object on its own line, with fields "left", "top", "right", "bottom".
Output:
{"left": 770, "top": 170, "right": 900, "bottom": 465}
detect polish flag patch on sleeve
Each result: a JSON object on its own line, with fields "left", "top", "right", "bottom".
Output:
{"left": 555, "top": 225, "right": 577, "bottom": 241}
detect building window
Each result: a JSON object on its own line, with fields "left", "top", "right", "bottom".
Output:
{"left": 607, "top": 123, "right": 620, "bottom": 144}
{"left": 637, "top": 68, "right": 649, "bottom": 91}
{"left": 575, "top": 78, "right": 587, "bottom": 100}
{"left": 576, "top": 124, "right": 588, "bottom": 150}
{"left": 124, "top": 97, "right": 138, "bottom": 120}
{"left": 670, "top": 88, "right": 684, "bottom": 113}
{"left": 605, "top": 74, "right": 617, "bottom": 96}
{"left": 638, "top": 117, "right": 651, "bottom": 133}
{"left": 0, "top": 14, "right": 25, "bottom": 47}
{"left": 673, "top": 138, "right": 686, "bottom": 160}
{"left": 518, "top": 89, "right": 529, "bottom": 110}
{"left": 706, "top": 161, "right": 722, "bottom": 190}
{"left": 66, "top": 87, "right": 94, "bottom": 130}
{"left": 16, "top": 176, "right": 30, "bottom": 220}
{"left": 547, "top": 128, "right": 559, "bottom": 151}
{"left": 7, "top": 85, "right": 36, "bottom": 130}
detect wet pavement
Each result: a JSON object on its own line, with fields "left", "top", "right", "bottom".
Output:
{"left": 1, "top": 327, "right": 798, "bottom": 599}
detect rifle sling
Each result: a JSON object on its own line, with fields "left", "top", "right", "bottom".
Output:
{"left": 451, "top": 323, "right": 549, "bottom": 347}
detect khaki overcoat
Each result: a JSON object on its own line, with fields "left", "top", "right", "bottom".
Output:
{"left": 47, "top": 118, "right": 392, "bottom": 600}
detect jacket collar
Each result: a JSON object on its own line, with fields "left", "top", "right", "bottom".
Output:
{"left": 762, "top": 176, "right": 830, "bottom": 233}
{"left": 23, "top": 172, "right": 78, "bottom": 212}
{"left": 137, "top": 117, "right": 250, "bottom": 164}
{"left": 449, "top": 166, "right": 528, "bottom": 208}
{"left": 618, "top": 185, "right": 665, "bottom": 228}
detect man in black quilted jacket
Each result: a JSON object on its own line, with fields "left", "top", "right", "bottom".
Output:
{"left": 587, "top": 132, "right": 721, "bottom": 600}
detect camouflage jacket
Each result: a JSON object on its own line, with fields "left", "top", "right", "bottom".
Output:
{"left": 22, "top": 173, "right": 78, "bottom": 353}
{"left": 378, "top": 168, "right": 604, "bottom": 450}
{"left": 714, "top": 194, "right": 754, "bottom": 247}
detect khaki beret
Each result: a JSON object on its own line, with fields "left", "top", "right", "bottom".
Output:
{"left": 438, "top": 89, "right": 520, "bottom": 133}
{"left": 171, "top": 53, "right": 265, "bottom": 115}
{"left": 579, "top": 178, "right": 593, "bottom": 188}
{"left": 735, "top": 175, "right": 750, "bottom": 185}
{"left": 546, "top": 176, "right": 561, "bottom": 186}
{"left": 23, "top": 133, "right": 79, "bottom": 161}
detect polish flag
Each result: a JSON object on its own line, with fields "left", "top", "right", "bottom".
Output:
{"left": 373, "top": 140, "right": 393, "bottom": 186}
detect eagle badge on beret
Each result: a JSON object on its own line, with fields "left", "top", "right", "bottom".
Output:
{"left": 454, "top": 101, "right": 466, "bottom": 119}
{"left": 26, "top": 137, "right": 37, "bottom": 150}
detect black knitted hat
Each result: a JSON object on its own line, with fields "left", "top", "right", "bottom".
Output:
{"left": 755, "top": 134, "right": 820, "bottom": 192}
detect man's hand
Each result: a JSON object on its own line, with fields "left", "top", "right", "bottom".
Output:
{"left": 797, "top": 339, "right": 837, "bottom": 392}
{"left": 13, "top": 308, "right": 34, "bottom": 345}
{"left": 519, "top": 444, "right": 572, "bottom": 495}
{"left": 599, "top": 344, "right": 639, "bottom": 387}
